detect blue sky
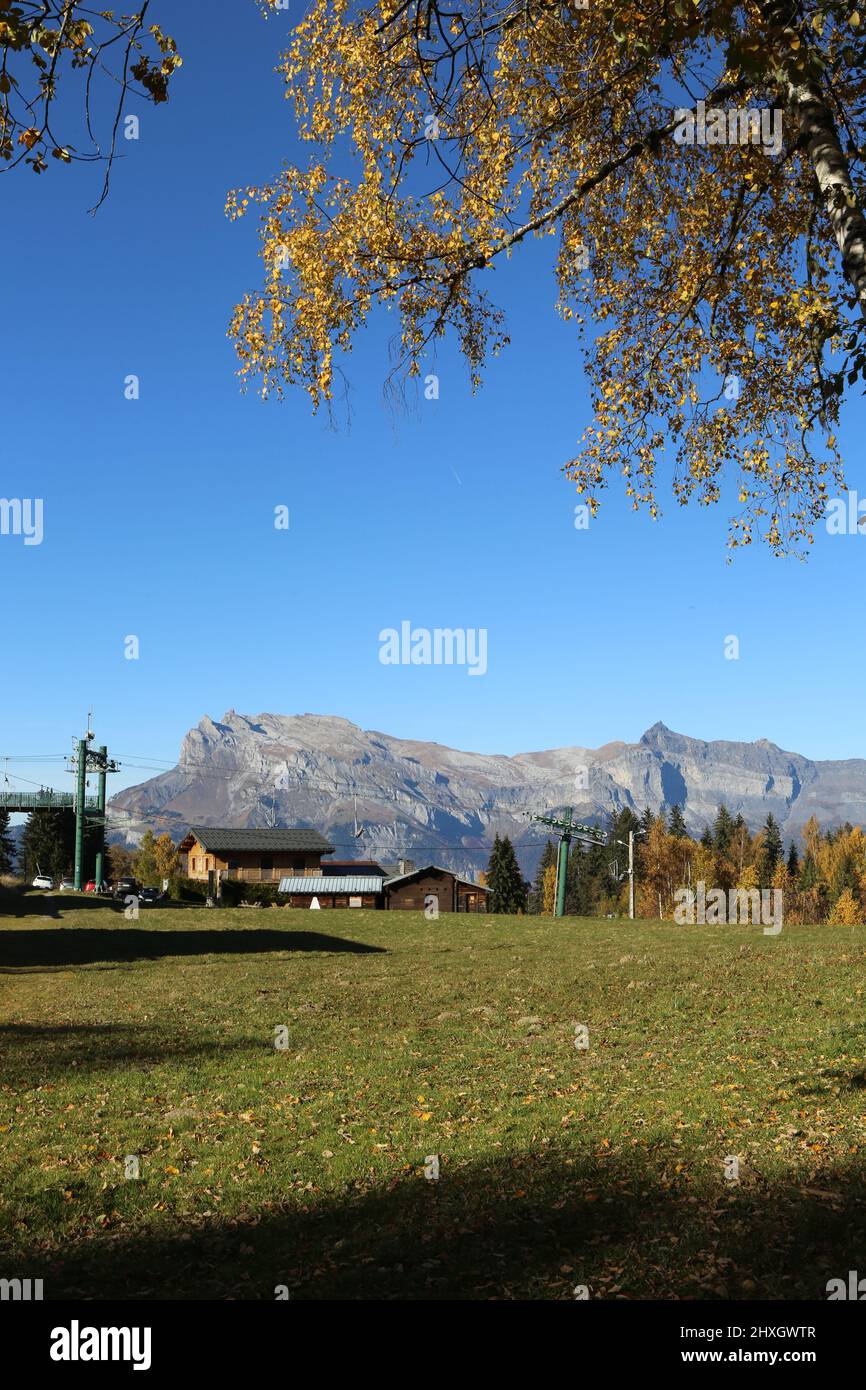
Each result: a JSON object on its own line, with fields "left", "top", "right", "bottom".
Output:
{"left": 2, "top": 0, "right": 865, "bottom": 804}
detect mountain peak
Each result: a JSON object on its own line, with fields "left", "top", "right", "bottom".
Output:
{"left": 111, "top": 711, "right": 861, "bottom": 871}
{"left": 642, "top": 721, "right": 672, "bottom": 739}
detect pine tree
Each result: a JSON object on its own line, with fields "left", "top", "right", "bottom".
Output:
{"left": 485, "top": 834, "right": 505, "bottom": 912}
{"left": 799, "top": 852, "right": 819, "bottom": 890}
{"left": 0, "top": 807, "right": 15, "bottom": 875}
{"left": 786, "top": 842, "right": 800, "bottom": 877}
{"left": 639, "top": 806, "right": 654, "bottom": 838}
{"left": 486, "top": 835, "right": 527, "bottom": 914}
{"left": 21, "top": 809, "right": 74, "bottom": 881}
{"left": 700, "top": 825, "right": 713, "bottom": 849}
{"left": 668, "top": 804, "right": 688, "bottom": 839}
{"left": 564, "top": 840, "right": 582, "bottom": 915}
{"left": 713, "top": 805, "right": 734, "bottom": 855}
{"left": 759, "top": 813, "right": 783, "bottom": 886}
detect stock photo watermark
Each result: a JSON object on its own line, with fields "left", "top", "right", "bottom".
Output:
{"left": 674, "top": 882, "right": 783, "bottom": 934}
{"left": 0, "top": 497, "right": 43, "bottom": 545}
{"left": 825, "top": 490, "right": 866, "bottom": 535}
{"left": 0, "top": 1277, "right": 43, "bottom": 1300}
{"left": 673, "top": 100, "right": 783, "bottom": 156}
{"left": 379, "top": 621, "right": 488, "bottom": 675}
{"left": 826, "top": 1271, "right": 866, "bottom": 1299}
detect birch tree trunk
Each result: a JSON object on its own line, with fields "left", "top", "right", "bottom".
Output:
{"left": 787, "top": 79, "right": 866, "bottom": 319}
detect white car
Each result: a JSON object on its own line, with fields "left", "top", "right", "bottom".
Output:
{"left": 32, "top": 875, "right": 53, "bottom": 890}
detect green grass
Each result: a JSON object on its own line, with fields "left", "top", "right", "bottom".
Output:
{"left": 1, "top": 899, "right": 865, "bottom": 1299}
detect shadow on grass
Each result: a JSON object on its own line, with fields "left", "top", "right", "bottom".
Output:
{"left": 0, "top": 890, "right": 131, "bottom": 920}
{"left": 0, "top": 1022, "right": 267, "bottom": 1077}
{"left": 6, "top": 1149, "right": 865, "bottom": 1300}
{"left": 0, "top": 928, "right": 386, "bottom": 969}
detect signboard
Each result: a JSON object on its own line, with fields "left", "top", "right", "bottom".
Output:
{"left": 349, "top": 896, "right": 362, "bottom": 907}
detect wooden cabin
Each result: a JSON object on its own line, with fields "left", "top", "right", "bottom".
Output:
{"left": 383, "top": 864, "right": 490, "bottom": 913}
{"left": 178, "top": 826, "right": 334, "bottom": 883}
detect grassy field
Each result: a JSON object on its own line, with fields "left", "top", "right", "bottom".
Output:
{"left": 1, "top": 895, "right": 865, "bottom": 1300}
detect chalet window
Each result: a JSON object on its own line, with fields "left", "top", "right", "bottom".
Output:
{"left": 228, "top": 861, "right": 239, "bottom": 871}
{"left": 260, "top": 855, "right": 273, "bottom": 871}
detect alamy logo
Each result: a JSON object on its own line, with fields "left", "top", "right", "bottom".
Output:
{"left": 826, "top": 1271, "right": 866, "bottom": 1299}
{"left": 674, "top": 881, "right": 783, "bottom": 935}
{"left": 0, "top": 1277, "right": 43, "bottom": 1300}
{"left": 49, "top": 1320, "right": 152, "bottom": 1371}
{"left": 379, "top": 621, "right": 487, "bottom": 676}
{"left": 825, "top": 490, "right": 866, "bottom": 534}
{"left": 673, "top": 100, "right": 783, "bottom": 156}
{"left": 0, "top": 497, "right": 43, "bottom": 545}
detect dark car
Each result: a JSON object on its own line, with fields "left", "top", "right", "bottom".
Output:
{"left": 138, "top": 887, "right": 164, "bottom": 906}
{"left": 112, "top": 877, "right": 140, "bottom": 900}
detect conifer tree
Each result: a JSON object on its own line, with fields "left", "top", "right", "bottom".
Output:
{"left": 799, "top": 852, "right": 819, "bottom": 891}
{"left": 486, "top": 834, "right": 527, "bottom": 914}
{"left": 759, "top": 813, "right": 784, "bottom": 887}
{"left": 667, "top": 804, "right": 688, "bottom": 840}
{"left": 21, "top": 809, "right": 74, "bottom": 881}
{"left": 0, "top": 808, "right": 15, "bottom": 876}
{"left": 713, "top": 805, "right": 734, "bottom": 855}
{"left": 787, "top": 842, "right": 800, "bottom": 877}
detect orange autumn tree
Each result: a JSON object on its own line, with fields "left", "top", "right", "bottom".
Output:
{"left": 229, "top": 0, "right": 866, "bottom": 554}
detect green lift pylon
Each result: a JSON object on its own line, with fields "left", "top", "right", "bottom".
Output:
{"left": 528, "top": 807, "right": 606, "bottom": 917}
{"left": 71, "top": 732, "right": 118, "bottom": 891}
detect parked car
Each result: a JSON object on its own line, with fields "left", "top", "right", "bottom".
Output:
{"left": 32, "top": 875, "right": 53, "bottom": 890}
{"left": 138, "top": 886, "right": 164, "bottom": 905}
{"left": 112, "top": 877, "right": 139, "bottom": 900}
{"left": 59, "top": 878, "right": 75, "bottom": 892}
{"left": 84, "top": 880, "right": 98, "bottom": 893}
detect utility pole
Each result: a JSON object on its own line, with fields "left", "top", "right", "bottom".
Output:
{"left": 72, "top": 736, "right": 89, "bottom": 891}
{"left": 526, "top": 807, "right": 606, "bottom": 917}
{"left": 615, "top": 827, "right": 644, "bottom": 919}
{"left": 95, "top": 745, "right": 107, "bottom": 889}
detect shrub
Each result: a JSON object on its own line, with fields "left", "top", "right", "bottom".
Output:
{"left": 171, "top": 876, "right": 208, "bottom": 903}
{"left": 219, "top": 879, "right": 289, "bottom": 907}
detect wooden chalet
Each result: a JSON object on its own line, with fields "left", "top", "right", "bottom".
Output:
{"left": 383, "top": 864, "right": 490, "bottom": 913}
{"left": 178, "top": 826, "right": 334, "bottom": 883}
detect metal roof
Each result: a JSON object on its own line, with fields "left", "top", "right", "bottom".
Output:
{"left": 188, "top": 827, "right": 334, "bottom": 853}
{"left": 278, "top": 876, "right": 384, "bottom": 894}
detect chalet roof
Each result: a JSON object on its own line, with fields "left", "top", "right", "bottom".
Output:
{"left": 185, "top": 826, "right": 334, "bottom": 854}
{"left": 321, "top": 859, "right": 386, "bottom": 876}
{"left": 383, "top": 863, "right": 489, "bottom": 891}
{"left": 278, "top": 876, "right": 384, "bottom": 894}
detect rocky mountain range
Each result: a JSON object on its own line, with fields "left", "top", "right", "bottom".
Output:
{"left": 106, "top": 711, "right": 866, "bottom": 879}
